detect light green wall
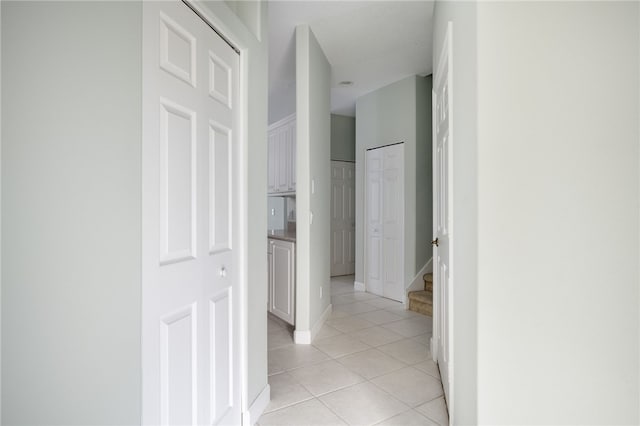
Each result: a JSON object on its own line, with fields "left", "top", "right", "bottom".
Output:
{"left": 2, "top": 2, "right": 142, "bottom": 423}
{"left": 295, "top": 25, "right": 331, "bottom": 334}
{"left": 331, "top": 114, "right": 355, "bottom": 162}
{"left": 434, "top": 1, "right": 640, "bottom": 423}
{"left": 355, "top": 75, "right": 432, "bottom": 289}
{"left": 223, "top": 0, "right": 261, "bottom": 40}
{"left": 415, "top": 75, "right": 433, "bottom": 275}
{"left": 475, "top": 2, "right": 638, "bottom": 423}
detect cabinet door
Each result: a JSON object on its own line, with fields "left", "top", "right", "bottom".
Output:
{"left": 288, "top": 123, "right": 296, "bottom": 191}
{"left": 268, "top": 241, "right": 274, "bottom": 311}
{"left": 267, "top": 132, "right": 277, "bottom": 193}
{"left": 276, "top": 128, "right": 289, "bottom": 193}
{"left": 270, "top": 240, "right": 295, "bottom": 324}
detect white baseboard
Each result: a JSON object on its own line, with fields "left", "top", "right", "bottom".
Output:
{"left": 293, "top": 329, "right": 311, "bottom": 344}
{"left": 294, "top": 303, "right": 332, "bottom": 344}
{"left": 430, "top": 336, "right": 437, "bottom": 361}
{"left": 243, "top": 384, "right": 270, "bottom": 426}
{"left": 404, "top": 258, "right": 433, "bottom": 304}
{"left": 354, "top": 281, "right": 365, "bottom": 292}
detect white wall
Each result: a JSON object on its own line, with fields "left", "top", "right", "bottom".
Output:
{"left": 432, "top": 1, "right": 479, "bottom": 423}
{"left": 269, "top": 85, "right": 296, "bottom": 126}
{"left": 355, "top": 76, "right": 432, "bottom": 289}
{"left": 475, "top": 2, "right": 639, "bottom": 423}
{"left": 2, "top": 2, "right": 142, "bottom": 423}
{"left": 224, "top": 0, "right": 262, "bottom": 41}
{"left": 295, "top": 25, "right": 331, "bottom": 335}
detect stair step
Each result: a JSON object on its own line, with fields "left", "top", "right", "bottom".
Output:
{"left": 408, "top": 290, "right": 432, "bottom": 304}
{"left": 408, "top": 290, "right": 433, "bottom": 316}
{"left": 423, "top": 273, "right": 433, "bottom": 292}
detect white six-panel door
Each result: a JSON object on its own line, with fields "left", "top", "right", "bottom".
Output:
{"left": 433, "top": 22, "right": 453, "bottom": 414}
{"left": 142, "top": 2, "right": 241, "bottom": 424}
{"left": 366, "top": 149, "right": 384, "bottom": 296}
{"left": 365, "top": 144, "right": 404, "bottom": 302}
{"left": 330, "top": 161, "right": 355, "bottom": 277}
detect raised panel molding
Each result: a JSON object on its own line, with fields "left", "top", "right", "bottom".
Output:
{"left": 159, "top": 98, "right": 197, "bottom": 265}
{"left": 209, "top": 121, "right": 232, "bottom": 255}
{"left": 159, "top": 12, "right": 197, "bottom": 87}
{"left": 210, "top": 289, "right": 233, "bottom": 424}
{"left": 160, "top": 303, "right": 198, "bottom": 425}
{"left": 267, "top": 113, "right": 296, "bottom": 195}
{"left": 209, "top": 52, "right": 232, "bottom": 108}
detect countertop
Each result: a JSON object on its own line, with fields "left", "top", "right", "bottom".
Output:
{"left": 267, "top": 229, "right": 296, "bottom": 243}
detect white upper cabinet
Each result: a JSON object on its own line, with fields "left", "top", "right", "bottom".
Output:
{"left": 268, "top": 114, "right": 296, "bottom": 194}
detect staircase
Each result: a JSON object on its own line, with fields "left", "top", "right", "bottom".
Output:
{"left": 408, "top": 273, "right": 433, "bottom": 316}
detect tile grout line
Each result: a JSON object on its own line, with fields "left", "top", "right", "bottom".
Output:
{"left": 264, "top": 278, "right": 444, "bottom": 424}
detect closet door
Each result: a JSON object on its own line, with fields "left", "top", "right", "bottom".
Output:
{"left": 365, "top": 144, "right": 404, "bottom": 301}
{"left": 331, "top": 161, "right": 355, "bottom": 276}
{"left": 142, "top": 2, "right": 241, "bottom": 424}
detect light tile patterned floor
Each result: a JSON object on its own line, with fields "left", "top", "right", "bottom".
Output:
{"left": 259, "top": 275, "right": 449, "bottom": 426}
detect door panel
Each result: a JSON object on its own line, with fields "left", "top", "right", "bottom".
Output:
{"left": 160, "top": 100, "right": 197, "bottom": 264}
{"left": 209, "top": 122, "right": 232, "bottom": 254}
{"left": 210, "top": 289, "right": 233, "bottom": 424}
{"left": 143, "top": 2, "right": 241, "bottom": 425}
{"left": 161, "top": 305, "right": 197, "bottom": 425}
{"left": 270, "top": 240, "right": 295, "bottom": 324}
{"left": 330, "top": 161, "right": 355, "bottom": 276}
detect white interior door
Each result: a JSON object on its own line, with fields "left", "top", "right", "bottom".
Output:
{"left": 365, "top": 144, "right": 404, "bottom": 301}
{"left": 381, "top": 144, "right": 404, "bottom": 301}
{"left": 331, "top": 161, "right": 355, "bottom": 277}
{"left": 142, "top": 2, "right": 241, "bottom": 425}
{"left": 366, "top": 149, "right": 383, "bottom": 296}
{"left": 432, "top": 22, "right": 453, "bottom": 413}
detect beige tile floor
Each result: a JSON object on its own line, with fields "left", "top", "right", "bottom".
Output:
{"left": 258, "top": 275, "right": 450, "bottom": 426}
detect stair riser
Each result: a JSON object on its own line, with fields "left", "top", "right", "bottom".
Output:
{"left": 408, "top": 299, "right": 433, "bottom": 316}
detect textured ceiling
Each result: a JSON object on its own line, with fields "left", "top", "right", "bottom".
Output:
{"left": 269, "top": 1, "right": 434, "bottom": 119}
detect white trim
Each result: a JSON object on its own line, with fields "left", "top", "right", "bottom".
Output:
{"left": 0, "top": 2, "right": 3, "bottom": 420}
{"left": 293, "top": 329, "right": 311, "bottom": 344}
{"left": 294, "top": 303, "right": 332, "bottom": 344}
{"left": 268, "top": 112, "right": 295, "bottom": 131}
{"left": 404, "top": 258, "right": 433, "bottom": 304}
{"left": 242, "top": 384, "right": 270, "bottom": 426}
{"left": 354, "top": 281, "right": 365, "bottom": 292}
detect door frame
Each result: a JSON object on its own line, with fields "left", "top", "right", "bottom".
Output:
{"left": 363, "top": 142, "right": 405, "bottom": 301}
{"left": 144, "top": 0, "right": 252, "bottom": 422}
{"left": 432, "top": 21, "right": 454, "bottom": 422}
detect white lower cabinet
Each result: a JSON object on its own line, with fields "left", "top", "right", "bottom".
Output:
{"left": 268, "top": 238, "right": 295, "bottom": 325}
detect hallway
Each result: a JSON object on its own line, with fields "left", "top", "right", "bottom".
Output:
{"left": 258, "top": 276, "right": 449, "bottom": 425}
